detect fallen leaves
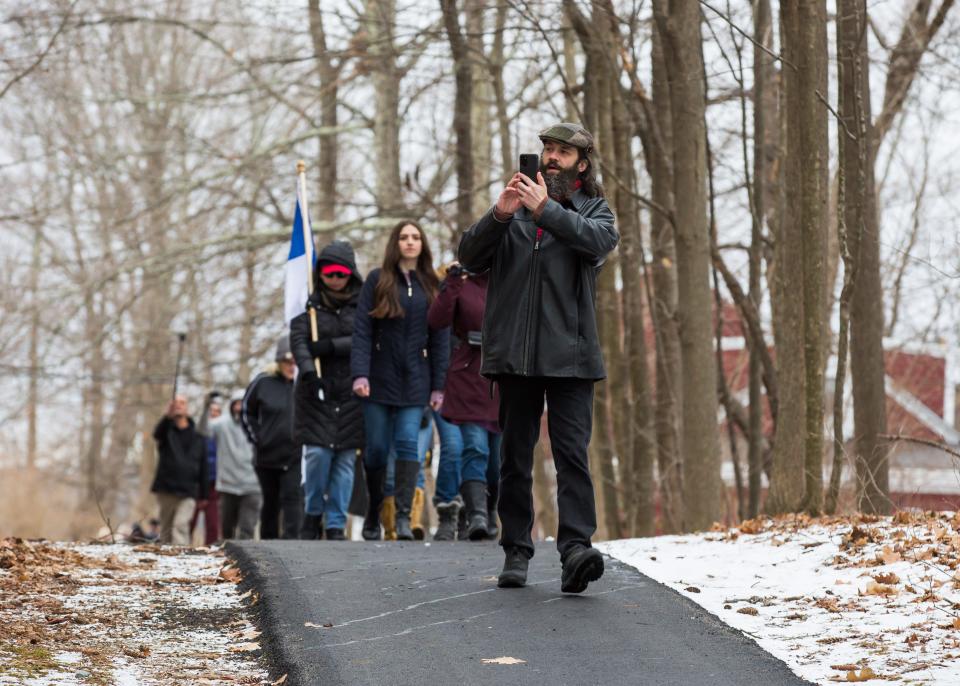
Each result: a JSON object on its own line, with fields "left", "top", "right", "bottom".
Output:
{"left": 0, "top": 541, "right": 268, "bottom": 685}
{"left": 844, "top": 666, "right": 876, "bottom": 681}
{"left": 863, "top": 581, "right": 897, "bottom": 597}
{"left": 219, "top": 565, "right": 242, "bottom": 583}
{"left": 481, "top": 656, "right": 527, "bottom": 665}
{"left": 228, "top": 642, "right": 261, "bottom": 653}
{"left": 872, "top": 572, "right": 900, "bottom": 585}
{"left": 123, "top": 644, "right": 151, "bottom": 658}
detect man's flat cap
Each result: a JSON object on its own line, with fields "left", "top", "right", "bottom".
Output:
{"left": 538, "top": 122, "right": 595, "bottom": 152}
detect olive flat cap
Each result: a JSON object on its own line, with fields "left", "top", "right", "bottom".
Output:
{"left": 538, "top": 122, "right": 595, "bottom": 152}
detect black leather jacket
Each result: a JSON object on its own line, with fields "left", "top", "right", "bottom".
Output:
{"left": 458, "top": 190, "right": 619, "bottom": 380}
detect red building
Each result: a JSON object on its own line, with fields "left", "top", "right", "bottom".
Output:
{"left": 715, "top": 312, "right": 959, "bottom": 513}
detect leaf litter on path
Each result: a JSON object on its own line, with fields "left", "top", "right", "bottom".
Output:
{"left": 0, "top": 538, "right": 270, "bottom": 685}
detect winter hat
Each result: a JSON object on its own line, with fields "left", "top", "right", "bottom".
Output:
{"left": 538, "top": 122, "right": 595, "bottom": 153}
{"left": 275, "top": 334, "right": 293, "bottom": 362}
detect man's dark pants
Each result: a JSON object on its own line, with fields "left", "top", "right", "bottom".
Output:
{"left": 496, "top": 375, "right": 596, "bottom": 560}
{"left": 255, "top": 462, "right": 303, "bottom": 540}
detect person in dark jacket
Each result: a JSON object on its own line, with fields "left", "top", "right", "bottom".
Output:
{"left": 151, "top": 395, "right": 208, "bottom": 545}
{"left": 458, "top": 122, "right": 619, "bottom": 593}
{"left": 242, "top": 336, "right": 300, "bottom": 539}
{"left": 351, "top": 219, "right": 450, "bottom": 541}
{"left": 427, "top": 263, "right": 501, "bottom": 541}
{"left": 290, "top": 239, "right": 364, "bottom": 541}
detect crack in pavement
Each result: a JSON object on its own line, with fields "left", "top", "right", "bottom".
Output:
{"left": 312, "top": 578, "right": 562, "bottom": 630}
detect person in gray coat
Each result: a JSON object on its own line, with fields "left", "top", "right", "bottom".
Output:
{"left": 200, "top": 390, "right": 262, "bottom": 540}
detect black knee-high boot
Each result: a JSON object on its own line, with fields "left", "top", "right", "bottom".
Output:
{"left": 394, "top": 460, "right": 420, "bottom": 541}
{"left": 362, "top": 466, "right": 385, "bottom": 541}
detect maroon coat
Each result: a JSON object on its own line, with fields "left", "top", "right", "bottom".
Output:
{"left": 427, "top": 272, "right": 500, "bottom": 424}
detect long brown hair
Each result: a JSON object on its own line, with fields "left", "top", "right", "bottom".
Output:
{"left": 370, "top": 220, "right": 440, "bottom": 319}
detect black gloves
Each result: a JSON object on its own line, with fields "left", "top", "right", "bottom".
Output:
{"left": 299, "top": 370, "right": 331, "bottom": 400}
{"left": 308, "top": 338, "right": 335, "bottom": 358}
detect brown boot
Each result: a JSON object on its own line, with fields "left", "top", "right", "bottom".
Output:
{"left": 411, "top": 487, "right": 426, "bottom": 541}
{"left": 381, "top": 496, "right": 398, "bottom": 541}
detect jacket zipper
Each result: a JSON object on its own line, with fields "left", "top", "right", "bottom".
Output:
{"left": 521, "top": 228, "right": 543, "bottom": 375}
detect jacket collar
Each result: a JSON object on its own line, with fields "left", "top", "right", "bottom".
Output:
{"left": 517, "top": 189, "right": 588, "bottom": 220}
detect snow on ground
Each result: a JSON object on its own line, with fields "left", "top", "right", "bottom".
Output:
{"left": 0, "top": 539, "right": 274, "bottom": 685}
{"left": 600, "top": 512, "right": 960, "bottom": 685}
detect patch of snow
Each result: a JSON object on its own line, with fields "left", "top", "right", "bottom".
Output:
{"left": 600, "top": 520, "right": 960, "bottom": 685}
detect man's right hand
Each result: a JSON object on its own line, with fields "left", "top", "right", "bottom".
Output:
{"left": 494, "top": 174, "right": 523, "bottom": 217}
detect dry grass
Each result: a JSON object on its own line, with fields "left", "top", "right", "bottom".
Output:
{"left": 0, "top": 467, "right": 105, "bottom": 540}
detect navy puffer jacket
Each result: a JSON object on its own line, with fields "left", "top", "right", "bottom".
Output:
{"left": 351, "top": 267, "right": 450, "bottom": 407}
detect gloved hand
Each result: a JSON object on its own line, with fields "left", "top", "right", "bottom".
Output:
{"left": 308, "top": 338, "right": 335, "bottom": 358}
{"left": 299, "top": 370, "right": 329, "bottom": 400}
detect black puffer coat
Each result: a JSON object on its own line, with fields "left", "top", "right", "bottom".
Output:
{"left": 458, "top": 190, "right": 619, "bottom": 379}
{"left": 151, "top": 417, "right": 208, "bottom": 499}
{"left": 241, "top": 371, "right": 295, "bottom": 469}
{"left": 290, "top": 240, "right": 365, "bottom": 450}
{"left": 351, "top": 267, "right": 450, "bottom": 407}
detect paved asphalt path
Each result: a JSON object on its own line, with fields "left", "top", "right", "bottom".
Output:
{"left": 228, "top": 540, "right": 812, "bottom": 686}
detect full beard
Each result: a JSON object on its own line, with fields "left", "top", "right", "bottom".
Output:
{"left": 540, "top": 162, "right": 579, "bottom": 202}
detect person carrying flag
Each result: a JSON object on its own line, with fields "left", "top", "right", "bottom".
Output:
{"left": 290, "top": 240, "right": 364, "bottom": 541}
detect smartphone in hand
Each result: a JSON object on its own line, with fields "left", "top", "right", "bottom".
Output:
{"left": 519, "top": 153, "right": 539, "bottom": 184}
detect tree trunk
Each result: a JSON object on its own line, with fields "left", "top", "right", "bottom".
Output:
{"left": 467, "top": 0, "right": 493, "bottom": 221}
{"left": 308, "top": 0, "right": 339, "bottom": 225}
{"left": 441, "top": 0, "right": 474, "bottom": 237}
{"left": 770, "top": 0, "right": 828, "bottom": 515}
{"left": 839, "top": 0, "right": 890, "bottom": 513}
{"left": 649, "top": 1, "right": 683, "bottom": 533}
{"left": 748, "top": 0, "right": 772, "bottom": 519}
{"left": 363, "top": 0, "right": 404, "bottom": 215}
{"left": 488, "top": 1, "right": 512, "bottom": 186}
{"left": 657, "top": 1, "right": 722, "bottom": 531}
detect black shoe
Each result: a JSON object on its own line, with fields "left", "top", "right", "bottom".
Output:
{"left": 456, "top": 506, "right": 468, "bottom": 541}
{"left": 497, "top": 547, "right": 530, "bottom": 588}
{"left": 325, "top": 528, "right": 346, "bottom": 541}
{"left": 560, "top": 546, "right": 604, "bottom": 594}
{"left": 362, "top": 466, "right": 385, "bottom": 541}
{"left": 299, "top": 514, "right": 323, "bottom": 541}
{"left": 395, "top": 515, "right": 414, "bottom": 541}
{"left": 433, "top": 501, "right": 460, "bottom": 541}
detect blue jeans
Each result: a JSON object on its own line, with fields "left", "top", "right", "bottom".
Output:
{"left": 461, "top": 424, "right": 501, "bottom": 486}
{"left": 302, "top": 446, "right": 355, "bottom": 529}
{"left": 433, "top": 411, "right": 464, "bottom": 504}
{"left": 384, "top": 415, "right": 431, "bottom": 494}
{"left": 366, "top": 403, "right": 427, "bottom": 495}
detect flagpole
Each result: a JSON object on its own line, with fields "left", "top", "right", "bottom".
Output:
{"left": 297, "top": 160, "right": 323, "bottom": 379}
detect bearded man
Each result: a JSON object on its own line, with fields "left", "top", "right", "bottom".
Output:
{"left": 457, "top": 122, "right": 619, "bottom": 593}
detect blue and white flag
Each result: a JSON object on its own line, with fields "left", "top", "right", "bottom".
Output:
{"left": 284, "top": 180, "right": 315, "bottom": 324}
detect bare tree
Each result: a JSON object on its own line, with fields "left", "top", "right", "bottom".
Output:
{"left": 655, "top": 1, "right": 722, "bottom": 531}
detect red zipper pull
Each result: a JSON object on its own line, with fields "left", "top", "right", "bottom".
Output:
{"left": 534, "top": 227, "right": 543, "bottom": 250}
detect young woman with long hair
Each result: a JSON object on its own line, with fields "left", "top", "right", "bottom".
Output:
{"left": 351, "top": 220, "right": 450, "bottom": 540}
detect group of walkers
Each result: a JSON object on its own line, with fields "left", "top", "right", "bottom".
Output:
{"left": 149, "top": 121, "right": 619, "bottom": 594}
